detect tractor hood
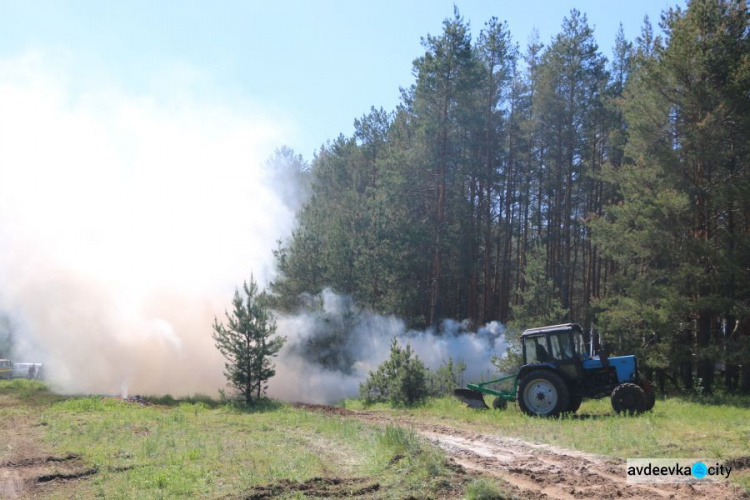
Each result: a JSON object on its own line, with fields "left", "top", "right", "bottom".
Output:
{"left": 583, "top": 355, "right": 637, "bottom": 383}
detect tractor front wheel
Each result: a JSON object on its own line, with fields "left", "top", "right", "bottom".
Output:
{"left": 639, "top": 378, "right": 656, "bottom": 411}
{"left": 644, "top": 388, "right": 656, "bottom": 411}
{"left": 518, "top": 370, "right": 569, "bottom": 417}
{"left": 611, "top": 383, "right": 647, "bottom": 415}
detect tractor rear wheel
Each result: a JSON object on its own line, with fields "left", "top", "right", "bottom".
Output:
{"left": 518, "top": 370, "right": 569, "bottom": 417}
{"left": 492, "top": 397, "right": 507, "bottom": 410}
{"left": 611, "top": 383, "right": 647, "bottom": 415}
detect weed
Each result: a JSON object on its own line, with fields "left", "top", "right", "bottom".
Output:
{"left": 378, "top": 425, "right": 421, "bottom": 454}
{"left": 54, "top": 396, "right": 113, "bottom": 412}
{"left": 0, "top": 379, "right": 66, "bottom": 406}
{"left": 683, "top": 391, "right": 750, "bottom": 408}
{"left": 465, "top": 478, "right": 505, "bottom": 500}
{"left": 222, "top": 396, "right": 284, "bottom": 413}
{"left": 144, "top": 394, "right": 177, "bottom": 406}
{"left": 142, "top": 393, "right": 222, "bottom": 408}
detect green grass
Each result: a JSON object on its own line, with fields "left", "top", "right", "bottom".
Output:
{"left": 346, "top": 395, "right": 750, "bottom": 460}
{"left": 142, "top": 393, "right": 225, "bottom": 409}
{"left": 464, "top": 478, "right": 510, "bottom": 500}
{"left": 0, "top": 382, "right": 465, "bottom": 499}
{"left": 6, "top": 380, "right": 749, "bottom": 497}
{"left": 0, "top": 378, "right": 68, "bottom": 406}
{"left": 346, "top": 393, "right": 750, "bottom": 493}
{"left": 42, "top": 399, "right": 333, "bottom": 497}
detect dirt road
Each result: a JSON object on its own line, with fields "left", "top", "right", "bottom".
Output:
{"left": 295, "top": 403, "right": 747, "bottom": 500}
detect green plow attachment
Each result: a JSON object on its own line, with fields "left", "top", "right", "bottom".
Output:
{"left": 453, "top": 388, "right": 491, "bottom": 409}
{"left": 453, "top": 372, "right": 519, "bottom": 409}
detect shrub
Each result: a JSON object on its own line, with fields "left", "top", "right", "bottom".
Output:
{"left": 360, "top": 338, "right": 428, "bottom": 405}
{"left": 427, "top": 357, "right": 466, "bottom": 397}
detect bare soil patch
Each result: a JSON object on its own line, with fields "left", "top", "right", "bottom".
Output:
{"left": 0, "top": 410, "right": 95, "bottom": 498}
{"left": 294, "top": 403, "right": 749, "bottom": 499}
{"left": 727, "top": 457, "right": 750, "bottom": 470}
{"left": 241, "top": 477, "right": 380, "bottom": 499}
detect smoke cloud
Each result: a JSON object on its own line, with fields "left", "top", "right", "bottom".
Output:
{"left": 272, "top": 289, "right": 507, "bottom": 404}
{"left": 0, "top": 51, "right": 292, "bottom": 395}
{"left": 0, "top": 51, "right": 506, "bottom": 403}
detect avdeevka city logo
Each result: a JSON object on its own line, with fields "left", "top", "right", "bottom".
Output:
{"left": 691, "top": 461, "right": 708, "bottom": 479}
{"left": 626, "top": 458, "right": 732, "bottom": 483}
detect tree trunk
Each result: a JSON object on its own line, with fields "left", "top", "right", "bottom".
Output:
{"left": 430, "top": 120, "right": 448, "bottom": 326}
{"left": 696, "top": 311, "right": 713, "bottom": 394}
{"left": 743, "top": 363, "right": 750, "bottom": 395}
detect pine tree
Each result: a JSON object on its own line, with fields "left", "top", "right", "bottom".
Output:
{"left": 263, "top": 146, "right": 311, "bottom": 214}
{"left": 475, "top": 17, "right": 517, "bottom": 323}
{"left": 360, "top": 338, "right": 428, "bottom": 405}
{"left": 591, "top": 0, "right": 750, "bottom": 393}
{"left": 407, "top": 7, "right": 481, "bottom": 325}
{"left": 532, "top": 10, "right": 609, "bottom": 319}
{"left": 213, "top": 276, "right": 286, "bottom": 404}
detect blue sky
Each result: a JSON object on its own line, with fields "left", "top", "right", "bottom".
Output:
{"left": 1, "top": 0, "right": 682, "bottom": 159}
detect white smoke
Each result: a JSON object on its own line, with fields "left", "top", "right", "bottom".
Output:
{"left": 0, "top": 50, "right": 292, "bottom": 395}
{"left": 271, "top": 289, "right": 507, "bottom": 404}
{"left": 0, "top": 51, "right": 506, "bottom": 403}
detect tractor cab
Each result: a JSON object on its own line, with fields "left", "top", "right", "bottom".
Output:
{"left": 521, "top": 323, "right": 588, "bottom": 380}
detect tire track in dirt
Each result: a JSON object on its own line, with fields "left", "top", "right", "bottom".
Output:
{"left": 0, "top": 408, "right": 95, "bottom": 499}
{"left": 294, "top": 404, "right": 748, "bottom": 500}
{"left": 0, "top": 468, "right": 24, "bottom": 499}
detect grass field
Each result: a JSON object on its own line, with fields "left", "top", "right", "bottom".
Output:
{"left": 2, "top": 379, "right": 749, "bottom": 497}
{"left": 0, "top": 380, "right": 476, "bottom": 499}
{"left": 344, "top": 394, "right": 750, "bottom": 491}
{"left": 344, "top": 394, "right": 750, "bottom": 459}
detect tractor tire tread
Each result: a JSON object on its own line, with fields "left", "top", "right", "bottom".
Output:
{"left": 611, "top": 382, "right": 647, "bottom": 416}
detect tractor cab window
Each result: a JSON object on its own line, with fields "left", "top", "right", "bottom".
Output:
{"left": 549, "top": 332, "right": 575, "bottom": 361}
{"left": 573, "top": 331, "right": 587, "bottom": 359}
{"left": 524, "top": 335, "right": 549, "bottom": 363}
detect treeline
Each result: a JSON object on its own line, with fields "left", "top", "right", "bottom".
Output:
{"left": 270, "top": 1, "right": 750, "bottom": 394}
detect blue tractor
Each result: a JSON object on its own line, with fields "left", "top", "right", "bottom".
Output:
{"left": 454, "top": 323, "right": 655, "bottom": 417}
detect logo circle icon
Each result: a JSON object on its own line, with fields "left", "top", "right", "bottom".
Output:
{"left": 692, "top": 461, "right": 708, "bottom": 479}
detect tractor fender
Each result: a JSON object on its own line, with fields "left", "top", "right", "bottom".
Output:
{"left": 517, "top": 363, "right": 558, "bottom": 381}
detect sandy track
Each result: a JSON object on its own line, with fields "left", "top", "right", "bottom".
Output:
{"left": 294, "top": 404, "right": 747, "bottom": 500}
